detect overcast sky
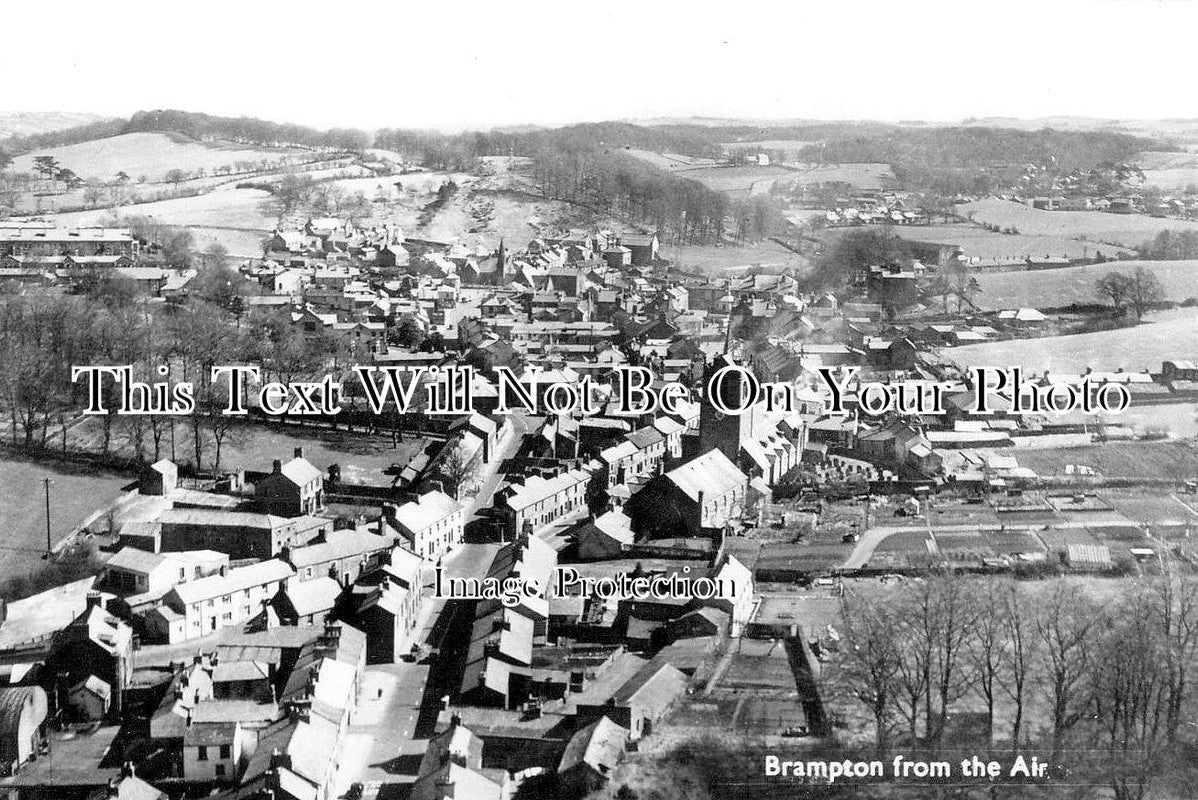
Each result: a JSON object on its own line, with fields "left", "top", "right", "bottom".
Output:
{"left": 2, "top": 0, "right": 1194, "bottom": 131}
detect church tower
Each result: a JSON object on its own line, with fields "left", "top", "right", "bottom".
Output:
{"left": 494, "top": 238, "right": 507, "bottom": 286}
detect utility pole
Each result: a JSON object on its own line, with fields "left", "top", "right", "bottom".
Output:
{"left": 43, "top": 477, "right": 52, "bottom": 555}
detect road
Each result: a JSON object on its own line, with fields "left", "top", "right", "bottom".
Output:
{"left": 330, "top": 530, "right": 500, "bottom": 797}
{"left": 464, "top": 413, "right": 527, "bottom": 524}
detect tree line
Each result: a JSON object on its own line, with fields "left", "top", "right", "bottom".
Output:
{"left": 838, "top": 572, "right": 1198, "bottom": 800}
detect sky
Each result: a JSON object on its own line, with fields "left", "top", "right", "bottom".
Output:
{"left": 2, "top": 0, "right": 1196, "bottom": 132}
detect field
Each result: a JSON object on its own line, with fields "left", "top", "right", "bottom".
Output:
{"left": 1003, "top": 441, "right": 1198, "bottom": 480}
{"left": 1136, "top": 150, "right": 1198, "bottom": 190}
{"left": 890, "top": 224, "right": 1113, "bottom": 265}
{"left": 48, "top": 185, "right": 277, "bottom": 256}
{"left": 721, "top": 139, "right": 818, "bottom": 154}
{"left": 957, "top": 198, "right": 1198, "bottom": 250}
{"left": 660, "top": 164, "right": 797, "bottom": 197}
{"left": 946, "top": 307, "right": 1198, "bottom": 373}
{"left": 0, "top": 454, "right": 130, "bottom": 579}
{"left": 781, "top": 162, "right": 895, "bottom": 190}
{"left": 972, "top": 259, "right": 1198, "bottom": 310}
{"left": 662, "top": 240, "right": 810, "bottom": 275}
{"left": 8, "top": 132, "right": 304, "bottom": 183}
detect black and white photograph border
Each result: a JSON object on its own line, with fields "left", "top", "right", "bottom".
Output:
{"left": 1, "top": 0, "right": 1197, "bottom": 798}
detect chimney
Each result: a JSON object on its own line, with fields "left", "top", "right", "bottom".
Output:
{"left": 294, "top": 447, "right": 305, "bottom": 460}
{"left": 219, "top": 564, "right": 229, "bottom": 577}
{"left": 86, "top": 591, "right": 102, "bottom": 611}
{"left": 272, "top": 459, "right": 283, "bottom": 474}
{"left": 121, "top": 761, "right": 135, "bottom": 778}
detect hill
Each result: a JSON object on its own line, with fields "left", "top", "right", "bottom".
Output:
{"left": 0, "top": 111, "right": 113, "bottom": 139}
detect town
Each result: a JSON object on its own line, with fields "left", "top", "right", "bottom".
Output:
{"left": 3, "top": 49, "right": 1198, "bottom": 800}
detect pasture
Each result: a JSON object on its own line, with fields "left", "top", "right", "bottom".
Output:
{"left": 892, "top": 224, "right": 1114, "bottom": 265}
{"left": 972, "top": 259, "right": 1198, "bottom": 310}
{"left": 946, "top": 307, "right": 1198, "bottom": 373}
{"left": 662, "top": 164, "right": 797, "bottom": 196}
{"left": 1008, "top": 441, "right": 1198, "bottom": 481}
{"left": 0, "top": 454, "right": 130, "bottom": 579}
{"left": 661, "top": 240, "right": 810, "bottom": 275}
{"left": 47, "top": 185, "right": 278, "bottom": 256}
{"left": 781, "top": 162, "right": 895, "bottom": 190}
{"left": 9, "top": 132, "right": 302, "bottom": 183}
{"left": 957, "top": 198, "right": 1198, "bottom": 250}
{"left": 721, "top": 139, "right": 819, "bottom": 153}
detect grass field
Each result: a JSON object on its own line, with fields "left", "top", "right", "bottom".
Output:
{"left": 890, "top": 224, "right": 1114, "bottom": 264}
{"left": 957, "top": 198, "right": 1198, "bottom": 250}
{"left": 662, "top": 240, "right": 811, "bottom": 275}
{"left": 947, "top": 307, "right": 1198, "bottom": 373}
{"left": 47, "top": 185, "right": 277, "bottom": 256}
{"left": 972, "top": 259, "right": 1198, "bottom": 309}
{"left": 0, "top": 454, "right": 129, "bottom": 579}
{"left": 663, "top": 164, "right": 797, "bottom": 196}
{"left": 722, "top": 139, "right": 818, "bottom": 152}
{"left": 780, "top": 162, "right": 895, "bottom": 190}
{"left": 9, "top": 132, "right": 302, "bottom": 183}
{"left": 1007, "top": 441, "right": 1198, "bottom": 480}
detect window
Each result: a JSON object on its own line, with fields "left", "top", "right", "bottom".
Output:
{"left": 215, "top": 764, "right": 226, "bottom": 777}
{"left": 219, "top": 744, "right": 231, "bottom": 759}
{"left": 197, "top": 746, "right": 208, "bottom": 761}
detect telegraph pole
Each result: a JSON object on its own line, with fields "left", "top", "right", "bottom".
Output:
{"left": 43, "top": 477, "right": 52, "bottom": 555}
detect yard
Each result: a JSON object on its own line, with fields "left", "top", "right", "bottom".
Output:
{"left": 66, "top": 416, "right": 430, "bottom": 486}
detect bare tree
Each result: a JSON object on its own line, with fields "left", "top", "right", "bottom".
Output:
{"left": 968, "top": 577, "right": 1010, "bottom": 744}
{"left": 840, "top": 589, "right": 901, "bottom": 754}
{"left": 1035, "top": 581, "right": 1106, "bottom": 756}
{"left": 998, "top": 582, "right": 1038, "bottom": 751}
{"left": 437, "top": 442, "right": 478, "bottom": 501}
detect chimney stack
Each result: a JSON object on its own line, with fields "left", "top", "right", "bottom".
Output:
{"left": 294, "top": 447, "right": 305, "bottom": 460}
{"left": 272, "top": 459, "right": 283, "bottom": 474}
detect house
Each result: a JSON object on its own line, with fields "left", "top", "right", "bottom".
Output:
{"left": 575, "top": 510, "right": 635, "bottom": 561}
{"left": 626, "top": 449, "right": 749, "bottom": 539}
{"left": 285, "top": 527, "right": 397, "bottom": 585}
{"left": 576, "top": 660, "right": 688, "bottom": 739}
{"left": 273, "top": 577, "right": 342, "bottom": 626}
{"left": 48, "top": 598, "right": 134, "bottom": 720}
{"left": 0, "top": 687, "right": 48, "bottom": 776}
{"left": 183, "top": 721, "right": 242, "bottom": 784}
{"left": 619, "top": 232, "right": 659, "bottom": 266}
{"left": 411, "top": 720, "right": 504, "bottom": 800}
{"left": 140, "top": 459, "right": 178, "bottom": 495}
{"left": 67, "top": 675, "right": 112, "bottom": 721}
{"left": 347, "top": 568, "right": 421, "bottom": 664}
{"left": 495, "top": 465, "right": 595, "bottom": 538}
{"left": 1162, "top": 360, "right": 1198, "bottom": 384}
{"left": 704, "top": 555, "right": 754, "bottom": 636}
{"left": 666, "top": 607, "right": 730, "bottom": 643}
{"left": 155, "top": 509, "right": 331, "bottom": 560}
{"left": 153, "top": 561, "right": 294, "bottom": 643}
{"left": 256, "top": 448, "right": 325, "bottom": 516}
{"left": 392, "top": 490, "right": 464, "bottom": 562}
{"left": 101, "top": 548, "right": 229, "bottom": 598}
{"left": 86, "top": 767, "right": 167, "bottom": 800}
{"left": 557, "top": 717, "right": 629, "bottom": 796}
